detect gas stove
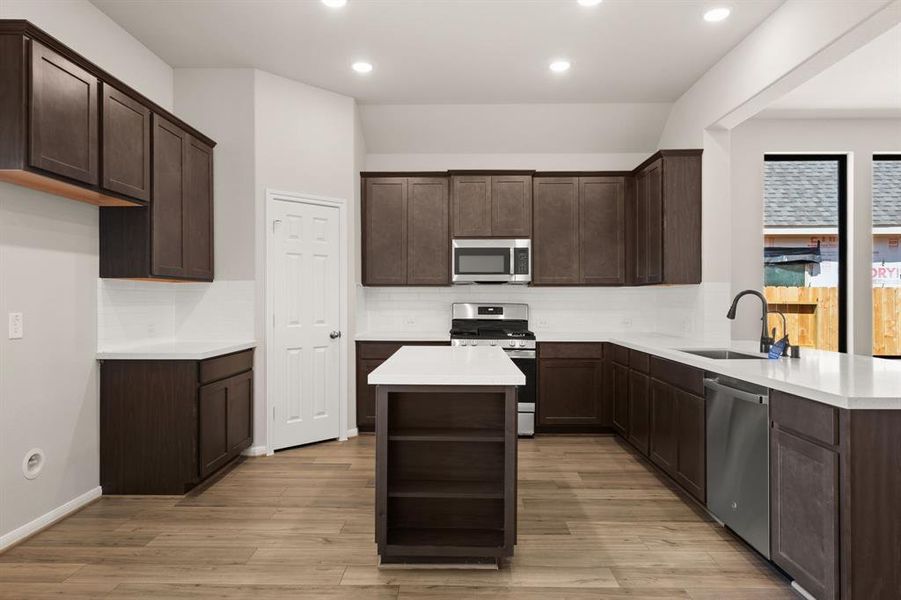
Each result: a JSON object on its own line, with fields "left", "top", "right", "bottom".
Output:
{"left": 449, "top": 303, "right": 536, "bottom": 436}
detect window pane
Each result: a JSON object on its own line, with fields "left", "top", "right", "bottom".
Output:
{"left": 873, "top": 158, "right": 901, "bottom": 358}
{"left": 763, "top": 159, "right": 841, "bottom": 351}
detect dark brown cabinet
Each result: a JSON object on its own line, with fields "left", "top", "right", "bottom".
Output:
{"left": 537, "top": 343, "right": 606, "bottom": 431}
{"left": 451, "top": 173, "right": 531, "bottom": 238}
{"left": 628, "top": 370, "right": 650, "bottom": 455}
{"left": 100, "top": 349, "right": 254, "bottom": 494}
{"left": 630, "top": 151, "right": 702, "bottom": 286}
{"left": 362, "top": 176, "right": 449, "bottom": 286}
{"left": 29, "top": 40, "right": 99, "bottom": 186}
{"left": 533, "top": 176, "right": 625, "bottom": 286}
{"left": 100, "top": 116, "right": 214, "bottom": 281}
{"left": 101, "top": 84, "right": 150, "bottom": 202}
{"left": 356, "top": 341, "right": 449, "bottom": 431}
{"left": 199, "top": 371, "right": 253, "bottom": 479}
{"left": 649, "top": 378, "right": 677, "bottom": 475}
{"left": 0, "top": 21, "right": 214, "bottom": 210}
{"left": 611, "top": 362, "right": 630, "bottom": 437}
{"left": 674, "top": 389, "right": 705, "bottom": 500}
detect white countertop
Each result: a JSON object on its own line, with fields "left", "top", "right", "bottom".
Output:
{"left": 356, "top": 329, "right": 901, "bottom": 409}
{"left": 368, "top": 346, "right": 525, "bottom": 386}
{"left": 97, "top": 340, "right": 257, "bottom": 360}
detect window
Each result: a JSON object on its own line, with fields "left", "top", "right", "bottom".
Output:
{"left": 763, "top": 155, "right": 847, "bottom": 353}
{"left": 873, "top": 155, "right": 901, "bottom": 358}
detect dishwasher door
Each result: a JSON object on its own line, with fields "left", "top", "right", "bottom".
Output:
{"left": 705, "top": 376, "right": 770, "bottom": 559}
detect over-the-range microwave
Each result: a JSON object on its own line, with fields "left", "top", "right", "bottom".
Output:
{"left": 452, "top": 239, "right": 531, "bottom": 284}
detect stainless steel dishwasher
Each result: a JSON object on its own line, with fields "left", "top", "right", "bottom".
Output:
{"left": 705, "top": 375, "right": 770, "bottom": 559}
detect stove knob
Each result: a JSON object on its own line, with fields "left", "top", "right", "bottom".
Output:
{"left": 490, "top": 340, "right": 497, "bottom": 346}
{"left": 518, "top": 341, "right": 526, "bottom": 347}
{"left": 461, "top": 340, "right": 468, "bottom": 347}
{"left": 509, "top": 340, "right": 516, "bottom": 348}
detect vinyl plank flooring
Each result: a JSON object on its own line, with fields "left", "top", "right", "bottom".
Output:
{"left": 0, "top": 435, "right": 793, "bottom": 598}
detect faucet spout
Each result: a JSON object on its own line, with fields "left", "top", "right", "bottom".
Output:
{"left": 726, "top": 290, "right": 773, "bottom": 354}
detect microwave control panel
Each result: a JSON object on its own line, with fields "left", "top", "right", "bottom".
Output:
{"left": 513, "top": 248, "right": 530, "bottom": 275}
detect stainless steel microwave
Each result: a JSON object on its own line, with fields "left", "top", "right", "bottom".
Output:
{"left": 452, "top": 239, "right": 531, "bottom": 284}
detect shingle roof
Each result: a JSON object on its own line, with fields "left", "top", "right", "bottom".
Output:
{"left": 764, "top": 159, "right": 901, "bottom": 228}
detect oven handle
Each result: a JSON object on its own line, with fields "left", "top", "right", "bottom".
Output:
{"left": 506, "top": 349, "right": 536, "bottom": 359}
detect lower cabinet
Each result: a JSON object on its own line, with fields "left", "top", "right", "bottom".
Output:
{"left": 356, "top": 341, "right": 449, "bottom": 432}
{"left": 100, "top": 349, "right": 253, "bottom": 494}
{"left": 537, "top": 343, "right": 606, "bottom": 430}
{"left": 673, "top": 389, "right": 705, "bottom": 501}
{"left": 627, "top": 370, "right": 650, "bottom": 455}
{"left": 649, "top": 378, "right": 677, "bottom": 474}
{"left": 611, "top": 361, "right": 630, "bottom": 436}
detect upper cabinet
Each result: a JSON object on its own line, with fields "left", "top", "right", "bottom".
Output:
{"left": 451, "top": 173, "right": 532, "bottom": 238}
{"left": 362, "top": 175, "right": 449, "bottom": 286}
{"left": 630, "top": 151, "right": 702, "bottom": 286}
{"left": 533, "top": 176, "right": 625, "bottom": 286}
{"left": 0, "top": 21, "right": 216, "bottom": 282}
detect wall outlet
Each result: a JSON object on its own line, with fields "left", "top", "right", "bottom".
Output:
{"left": 8, "top": 312, "right": 23, "bottom": 339}
{"left": 403, "top": 316, "right": 416, "bottom": 326}
{"left": 621, "top": 318, "right": 633, "bottom": 328}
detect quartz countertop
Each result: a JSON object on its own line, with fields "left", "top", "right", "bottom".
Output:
{"left": 355, "top": 329, "right": 901, "bottom": 409}
{"left": 97, "top": 340, "right": 257, "bottom": 360}
{"left": 368, "top": 346, "right": 525, "bottom": 386}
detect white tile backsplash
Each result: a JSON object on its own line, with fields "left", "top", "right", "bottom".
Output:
{"left": 98, "top": 279, "right": 255, "bottom": 347}
{"left": 357, "top": 282, "right": 731, "bottom": 342}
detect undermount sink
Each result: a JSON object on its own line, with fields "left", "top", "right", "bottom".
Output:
{"left": 679, "top": 349, "right": 769, "bottom": 360}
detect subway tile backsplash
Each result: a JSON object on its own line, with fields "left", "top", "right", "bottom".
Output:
{"left": 357, "top": 282, "right": 731, "bottom": 342}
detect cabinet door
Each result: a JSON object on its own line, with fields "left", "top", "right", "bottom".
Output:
{"left": 408, "top": 177, "right": 449, "bottom": 285}
{"left": 628, "top": 370, "right": 650, "bottom": 455}
{"left": 675, "top": 390, "right": 705, "bottom": 502}
{"left": 649, "top": 379, "right": 677, "bottom": 476}
{"left": 356, "top": 358, "right": 383, "bottom": 432}
{"left": 611, "top": 363, "right": 630, "bottom": 436}
{"left": 634, "top": 159, "right": 663, "bottom": 285}
{"left": 533, "top": 177, "right": 579, "bottom": 285}
{"left": 452, "top": 175, "right": 492, "bottom": 237}
{"left": 771, "top": 428, "right": 840, "bottom": 600}
{"left": 184, "top": 137, "right": 214, "bottom": 281}
{"left": 199, "top": 378, "right": 229, "bottom": 479}
{"left": 579, "top": 177, "right": 625, "bottom": 285}
{"left": 492, "top": 175, "right": 532, "bottom": 237}
{"left": 226, "top": 371, "right": 253, "bottom": 455}
{"left": 29, "top": 40, "right": 99, "bottom": 185}
{"left": 101, "top": 85, "right": 150, "bottom": 201}
{"left": 363, "top": 178, "right": 407, "bottom": 285}
{"left": 538, "top": 358, "right": 604, "bottom": 427}
{"left": 151, "top": 115, "right": 188, "bottom": 278}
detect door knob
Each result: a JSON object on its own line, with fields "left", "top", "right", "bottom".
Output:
{"left": 329, "top": 331, "right": 342, "bottom": 340}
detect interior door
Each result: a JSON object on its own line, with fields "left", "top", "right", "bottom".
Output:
{"left": 271, "top": 198, "right": 341, "bottom": 450}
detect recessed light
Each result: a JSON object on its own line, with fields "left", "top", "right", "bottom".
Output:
{"left": 352, "top": 61, "right": 373, "bottom": 74}
{"left": 577, "top": 0, "right": 602, "bottom": 6}
{"left": 549, "top": 60, "right": 571, "bottom": 73}
{"left": 703, "top": 7, "right": 731, "bottom": 22}
{"left": 322, "top": 0, "right": 347, "bottom": 7}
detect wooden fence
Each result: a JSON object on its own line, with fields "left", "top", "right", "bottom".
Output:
{"left": 764, "top": 286, "right": 901, "bottom": 356}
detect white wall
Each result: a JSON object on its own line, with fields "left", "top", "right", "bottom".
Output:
{"left": 0, "top": 0, "right": 174, "bottom": 544}
{"left": 253, "top": 70, "right": 358, "bottom": 445}
{"left": 730, "top": 117, "right": 901, "bottom": 352}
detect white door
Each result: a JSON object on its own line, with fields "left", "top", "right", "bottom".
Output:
{"left": 270, "top": 199, "right": 341, "bottom": 450}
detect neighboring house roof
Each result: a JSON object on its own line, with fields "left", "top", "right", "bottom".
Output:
{"left": 764, "top": 159, "right": 901, "bottom": 228}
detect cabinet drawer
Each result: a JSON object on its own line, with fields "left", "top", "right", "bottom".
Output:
{"left": 611, "top": 344, "right": 630, "bottom": 365}
{"left": 649, "top": 356, "right": 703, "bottom": 396}
{"left": 539, "top": 342, "right": 603, "bottom": 360}
{"left": 356, "top": 341, "right": 447, "bottom": 360}
{"left": 629, "top": 350, "right": 650, "bottom": 373}
{"left": 771, "top": 390, "right": 838, "bottom": 447}
{"left": 199, "top": 350, "right": 254, "bottom": 385}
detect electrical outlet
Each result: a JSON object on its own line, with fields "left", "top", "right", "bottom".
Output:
{"left": 621, "top": 318, "right": 633, "bottom": 328}
{"left": 403, "top": 316, "right": 416, "bottom": 326}
{"left": 8, "top": 312, "right": 23, "bottom": 339}
{"left": 537, "top": 318, "right": 550, "bottom": 329}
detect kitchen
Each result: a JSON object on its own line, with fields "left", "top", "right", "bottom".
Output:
{"left": 1, "top": 1, "right": 900, "bottom": 599}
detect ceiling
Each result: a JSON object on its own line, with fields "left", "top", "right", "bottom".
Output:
{"left": 761, "top": 22, "right": 901, "bottom": 118}
{"left": 91, "top": 0, "right": 783, "bottom": 105}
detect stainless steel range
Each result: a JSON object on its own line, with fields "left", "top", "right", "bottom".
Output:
{"left": 450, "top": 303, "right": 536, "bottom": 436}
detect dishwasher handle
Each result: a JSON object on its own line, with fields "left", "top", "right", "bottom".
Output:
{"left": 704, "top": 378, "right": 769, "bottom": 405}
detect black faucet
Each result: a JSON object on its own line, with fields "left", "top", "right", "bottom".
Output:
{"left": 726, "top": 290, "right": 773, "bottom": 354}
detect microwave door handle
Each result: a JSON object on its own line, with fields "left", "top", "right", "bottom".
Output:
{"left": 510, "top": 246, "right": 515, "bottom": 275}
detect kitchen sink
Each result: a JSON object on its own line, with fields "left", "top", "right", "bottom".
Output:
{"left": 679, "top": 349, "right": 768, "bottom": 360}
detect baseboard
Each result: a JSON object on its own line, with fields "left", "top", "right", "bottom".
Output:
{"left": 0, "top": 485, "right": 102, "bottom": 552}
{"left": 346, "top": 428, "right": 359, "bottom": 438}
{"left": 241, "top": 445, "right": 268, "bottom": 457}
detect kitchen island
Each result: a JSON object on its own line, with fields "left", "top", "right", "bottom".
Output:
{"left": 368, "top": 345, "right": 525, "bottom": 565}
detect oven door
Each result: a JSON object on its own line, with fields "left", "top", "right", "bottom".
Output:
{"left": 452, "top": 242, "right": 513, "bottom": 283}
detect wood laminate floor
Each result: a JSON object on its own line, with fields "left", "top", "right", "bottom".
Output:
{"left": 0, "top": 435, "right": 796, "bottom": 599}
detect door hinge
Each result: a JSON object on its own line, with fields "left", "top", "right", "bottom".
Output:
{"left": 272, "top": 219, "right": 281, "bottom": 233}
{"left": 272, "top": 406, "right": 276, "bottom": 421}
